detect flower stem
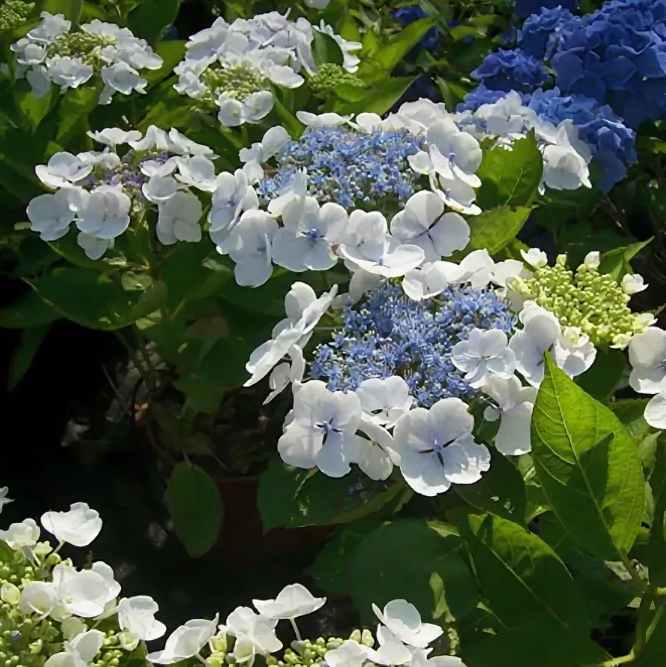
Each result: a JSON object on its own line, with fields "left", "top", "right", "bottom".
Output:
{"left": 290, "top": 618, "right": 302, "bottom": 642}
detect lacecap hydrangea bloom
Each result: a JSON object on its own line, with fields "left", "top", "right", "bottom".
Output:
{"left": 242, "top": 241, "right": 636, "bottom": 494}
{"left": 214, "top": 102, "right": 593, "bottom": 289}
{"left": 26, "top": 126, "right": 219, "bottom": 258}
{"left": 174, "top": 11, "right": 361, "bottom": 127}
{"left": 9, "top": 12, "right": 162, "bottom": 103}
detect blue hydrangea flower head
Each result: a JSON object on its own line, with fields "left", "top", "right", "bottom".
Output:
{"left": 515, "top": 0, "right": 579, "bottom": 18}
{"left": 471, "top": 48, "right": 552, "bottom": 93}
{"left": 518, "top": 6, "right": 577, "bottom": 59}
{"left": 393, "top": 5, "right": 439, "bottom": 51}
{"left": 309, "top": 282, "right": 516, "bottom": 408}
{"left": 551, "top": 0, "right": 666, "bottom": 126}
{"left": 258, "top": 126, "right": 424, "bottom": 209}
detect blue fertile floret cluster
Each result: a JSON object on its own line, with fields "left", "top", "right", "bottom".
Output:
{"left": 309, "top": 283, "right": 515, "bottom": 408}
{"left": 257, "top": 127, "right": 424, "bottom": 209}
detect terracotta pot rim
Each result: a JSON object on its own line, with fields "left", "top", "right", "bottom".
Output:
{"left": 142, "top": 409, "right": 262, "bottom": 486}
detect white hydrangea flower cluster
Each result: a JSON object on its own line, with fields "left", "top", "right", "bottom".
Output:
{"left": 241, "top": 246, "right": 656, "bottom": 496}
{"left": 173, "top": 10, "right": 361, "bottom": 127}
{"left": 0, "top": 499, "right": 167, "bottom": 667}
{"left": 454, "top": 91, "right": 593, "bottom": 192}
{"left": 9, "top": 13, "right": 163, "bottom": 103}
{"left": 1, "top": 493, "right": 464, "bottom": 667}
{"left": 149, "top": 584, "right": 463, "bottom": 667}
{"left": 26, "top": 126, "right": 215, "bottom": 259}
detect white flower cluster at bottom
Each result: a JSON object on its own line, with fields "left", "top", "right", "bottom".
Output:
{"left": 0, "top": 493, "right": 464, "bottom": 667}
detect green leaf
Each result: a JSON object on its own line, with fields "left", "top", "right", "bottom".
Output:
{"left": 462, "top": 626, "right": 610, "bottom": 667}
{"left": 460, "top": 206, "right": 532, "bottom": 257}
{"left": 306, "top": 522, "right": 379, "bottom": 596}
{"left": 14, "top": 83, "right": 54, "bottom": 133}
{"left": 359, "top": 17, "right": 437, "bottom": 81}
{"left": 0, "top": 291, "right": 60, "bottom": 329}
{"left": 532, "top": 355, "right": 645, "bottom": 560}
{"left": 312, "top": 29, "right": 344, "bottom": 67}
{"left": 455, "top": 451, "right": 527, "bottom": 523}
{"left": 460, "top": 513, "right": 590, "bottom": 633}
{"left": 576, "top": 349, "right": 627, "bottom": 400}
{"left": 56, "top": 83, "right": 102, "bottom": 147}
{"left": 28, "top": 267, "right": 167, "bottom": 330}
{"left": 334, "top": 76, "right": 417, "bottom": 116}
{"left": 350, "top": 519, "right": 479, "bottom": 623}
{"left": 599, "top": 238, "right": 652, "bottom": 282}
{"left": 143, "top": 40, "right": 186, "bottom": 88}
{"left": 257, "top": 457, "right": 405, "bottom": 531}
{"left": 128, "top": 0, "right": 181, "bottom": 45}
{"left": 40, "top": 0, "right": 82, "bottom": 22}
{"left": 167, "top": 461, "right": 224, "bottom": 558}
{"left": 8, "top": 324, "right": 50, "bottom": 391}
{"left": 476, "top": 134, "right": 543, "bottom": 209}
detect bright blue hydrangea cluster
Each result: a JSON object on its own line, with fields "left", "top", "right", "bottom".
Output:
{"left": 309, "top": 282, "right": 516, "bottom": 408}
{"left": 471, "top": 48, "right": 552, "bottom": 93}
{"left": 456, "top": 84, "right": 512, "bottom": 112}
{"left": 551, "top": 0, "right": 666, "bottom": 127}
{"left": 257, "top": 127, "right": 424, "bottom": 209}
{"left": 514, "top": 0, "right": 579, "bottom": 18}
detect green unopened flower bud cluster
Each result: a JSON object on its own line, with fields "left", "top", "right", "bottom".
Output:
{"left": 0, "top": 1, "right": 35, "bottom": 32}
{"left": 516, "top": 254, "right": 646, "bottom": 346}
{"left": 44, "top": 32, "right": 115, "bottom": 67}
{"left": 198, "top": 64, "right": 268, "bottom": 110}
{"left": 308, "top": 64, "right": 364, "bottom": 97}
{"left": 0, "top": 548, "right": 58, "bottom": 667}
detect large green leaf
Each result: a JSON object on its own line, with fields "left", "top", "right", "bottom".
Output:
{"left": 350, "top": 519, "right": 479, "bottom": 623}
{"left": 455, "top": 451, "right": 527, "bottom": 523}
{"left": 462, "top": 626, "right": 610, "bottom": 667}
{"left": 0, "top": 291, "right": 60, "bottom": 329}
{"left": 257, "top": 457, "right": 405, "bottom": 531}
{"left": 167, "top": 461, "right": 224, "bottom": 558}
{"left": 28, "top": 267, "right": 167, "bottom": 330}
{"left": 305, "top": 522, "right": 380, "bottom": 596}
{"left": 40, "top": 0, "right": 82, "bottom": 22}
{"left": 475, "top": 135, "right": 543, "bottom": 209}
{"left": 334, "top": 76, "right": 417, "bottom": 116}
{"left": 358, "top": 18, "right": 437, "bottom": 82}
{"left": 128, "top": 0, "right": 181, "bottom": 45}
{"left": 8, "top": 324, "right": 50, "bottom": 390}
{"left": 462, "top": 206, "right": 531, "bottom": 257}
{"left": 532, "top": 356, "right": 645, "bottom": 560}
{"left": 461, "top": 514, "right": 589, "bottom": 633}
